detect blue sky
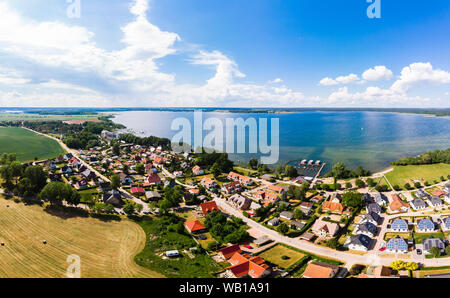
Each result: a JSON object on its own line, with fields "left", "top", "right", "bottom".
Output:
{"left": 0, "top": 0, "right": 449, "bottom": 107}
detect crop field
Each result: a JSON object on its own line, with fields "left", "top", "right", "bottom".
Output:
{"left": 0, "top": 199, "right": 161, "bottom": 278}
{"left": 0, "top": 127, "right": 66, "bottom": 162}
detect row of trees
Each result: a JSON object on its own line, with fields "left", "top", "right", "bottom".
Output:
{"left": 118, "top": 133, "right": 171, "bottom": 150}
{"left": 204, "top": 210, "right": 249, "bottom": 244}
{"left": 392, "top": 148, "right": 450, "bottom": 166}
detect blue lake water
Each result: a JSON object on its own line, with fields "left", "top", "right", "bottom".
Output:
{"left": 111, "top": 111, "right": 450, "bottom": 173}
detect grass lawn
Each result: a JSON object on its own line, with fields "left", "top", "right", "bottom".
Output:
{"left": 78, "top": 188, "right": 99, "bottom": 206}
{"left": 384, "top": 232, "right": 412, "bottom": 240}
{"left": 383, "top": 164, "right": 450, "bottom": 189}
{"left": 0, "top": 127, "right": 65, "bottom": 162}
{"left": 413, "top": 232, "right": 445, "bottom": 243}
{"left": 133, "top": 216, "right": 221, "bottom": 278}
{"left": 0, "top": 199, "right": 159, "bottom": 277}
{"left": 417, "top": 267, "right": 450, "bottom": 278}
{"left": 258, "top": 244, "right": 305, "bottom": 269}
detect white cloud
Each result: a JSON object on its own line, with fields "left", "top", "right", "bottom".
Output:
{"left": 390, "top": 62, "right": 450, "bottom": 93}
{"left": 318, "top": 73, "right": 362, "bottom": 86}
{"left": 270, "top": 78, "right": 283, "bottom": 84}
{"left": 318, "top": 77, "right": 338, "bottom": 86}
{"left": 362, "top": 65, "right": 393, "bottom": 81}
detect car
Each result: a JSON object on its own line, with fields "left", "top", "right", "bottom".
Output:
{"left": 197, "top": 235, "right": 207, "bottom": 240}
{"left": 379, "top": 247, "right": 386, "bottom": 251}
{"left": 416, "top": 249, "right": 422, "bottom": 255}
{"left": 243, "top": 245, "right": 253, "bottom": 249}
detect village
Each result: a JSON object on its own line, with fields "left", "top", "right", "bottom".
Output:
{"left": 21, "top": 127, "right": 450, "bottom": 279}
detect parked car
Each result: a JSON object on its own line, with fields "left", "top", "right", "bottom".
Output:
{"left": 379, "top": 247, "right": 386, "bottom": 251}
{"left": 243, "top": 245, "right": 253, "bottom": 249}
{"left": 416, "top": 249, "right": 422, "bottom": 255}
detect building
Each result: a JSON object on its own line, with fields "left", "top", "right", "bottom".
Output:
{"left": 221, "top": 181, "right": 242, "bottom": 194}
{"left": 344, "top": 234, "right": 372, "bottom": 251}
{"left": 389, "top": 194, "right": 410, "bottom": 213}
{"left": 228, "top": 172, "right": 253, "bottom": 186}
{"left": 166, "top": 250, "right": 180, "bottom": 257}
{"left": 441, "top": 217, "right": 450, "bottom": 232}
{"left": 411, "top": 198, "right": 427, "bottom": 210}
{"left": 302, "top": 261, "right": 340, "bottom": 278}
{"left": 300, "top": 202, "right": 313, "bottom": 215}
{"left": 192, "top": 165, "right": 204, "bottom": 176}
{"left": 201, "top": 177, "right": 217, "bottom": 189}
{"left": 290, "top": 221, "right": 305, "bottom": 230}
{"left": 311, "top": 218, "right": 339, "bottom": 238}
{"left": 200, "top": 201, "right": 219, "bottom": 215}
{"left": 416, "top": 218, "right": 435, "bottom": 233}
{"left": 131, "top": 187, "right": 145, "bottom": 195}
{"left": 386, "top": 236, "right": 408, "bottom": 253}
{"left": 267, "top": 184, "right": 285, "bottom": 194}
{"left": 354, "top": 222, "right": 378, "bottom": 238}
{"left": 145, "top": 172, "right": 162, "bottom": 185}
{"left": 101, "top": 130, "right": 116, "bottom": 141}
{"left": 228, "top": 194, "right": 252, "bottom": 210}
{"left": 102, "top": 190, "right": 124, "bottom": 207}
{"left": 254, "top": 236, "right": 271, "bottom": 247}
{"left": 226, "top": 253, "right": 271, "bottom": 278}
{"left": 219, "top": 244, "right": 242, "bottom": 259}
{"left": 280, "top": 211, "right": 294, "bottom": 220}
{"left": 444, "top": 184, "right": 450, "bottom": 195}
{"left": 256, "top": 191, "right": 279, "bottom": 206}
{"left": 366, "top": 203, "right": 382, "bottom": 215}
{"left": 373, "top": 193, "right": 388, "bottom": 206}
{"left": 145, "top": 191, "right": 161, "bottom": 201}
{"left": 390, "top": 218, "right": 409, "bottom": 232}
{"left": 358, "top": 266, "right": 398, "bottom": 278}
{"left": 184, "top": 220, "right": 207, "bottom": 234}
{"left": 359, "top": 212, "right": 380, "bottom": 226}
{"left": 267, "top": 217, "right": 280, "bottom": 226}
{"left": 427, "top": 196, "right": 443, "bottom": 208}
{"left": 423, "top": 237, "right": 445, "bottom": 254}
{"left": 322, "top": 201, "right": 344, "bottom": 214}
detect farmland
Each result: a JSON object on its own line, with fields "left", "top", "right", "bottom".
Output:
{"left": 0, "top": 199, "right": 161, "bottom": 278}
{"left": 0, "top": 127, "right": 65, "bottom": 162}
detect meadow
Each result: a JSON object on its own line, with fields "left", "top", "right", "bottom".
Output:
{"left": 0, "top": 199, "right": 161, "bottom": 278}
{"left": 383, "top": 164, "right": 450, "bottom": 188}
{"left": 0, "top": 127, "right": 66, "bottom": 162}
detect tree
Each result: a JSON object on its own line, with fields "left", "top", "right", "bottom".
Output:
{"left": 110, "top": 174, "right": 120, "bottom": 190}
{"left": 355, "top": 179, "right": 364, "bottom": 188}
{"left": 331, "top": 162, "right": 348, "bottom": 179}
{"left": 23, "top": 165, "right": 48, "bottom": 193}
{"left": 366, "top": 178, "right": 376, "bottom": 187}
{"left": 293, "top": 208, "right": 305, "bottom": 220}
{"left": 277, "top": 222, "right": 289, "bottom": 235}
{"left": 404, "top": 183, "right": 412, "bottom": 190}
{"left": 414, "top": 182, "right": 421, "bottom": 189}
{"left": 38, "top": 182, "right": 79, "bottom": 206}
{"left": 123, "top": 201, "right": 136, "bottom": 215}
{"left": 135, "top": 163, "right": 145, "bottom": 175}
{"left": 390, "top": 260, "right": 406, "bottom": 271}
{"left": 284, "top": 165, "right": 298, "bottom": 178}
{"left": 112, "top": 143, "right": 120, "bottom": 156}
{"left": 445, "top": 246, "right": 450, "bottom": 256}
{"left": 404, "top": 262, "right": 419, "bottom": 271}
{"left": 326, "top": 238, "right": 340, "bottom": 249}
{"left": 341, "top": 191, "right": 364, "bottom": 208}
{"left": 345, "top": 182, "right": 352, "bottom": 189}
{"left": 429, "top": 246, "right": 442, "bottom": 258}
{"left": 276, "top": 164, "right": 284, "bottom": 174}
{"left": 248, "top": 158, "right": 258, "bottom": 170}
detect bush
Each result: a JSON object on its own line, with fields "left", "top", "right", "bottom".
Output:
{"left": 414, "top": 182, "right": 421, "bottom": 189}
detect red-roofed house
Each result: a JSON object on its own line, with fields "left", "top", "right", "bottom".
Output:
{"left": 192, "top": 165, "right": 204, "bottom": 176}
{"left": 184, "top": 220, "right": 207, "bottom": 234}
{"left": 145, "top": 173, "right": 162, "bottom": 185}
{"left": 227, "top": 252, "right": 271, "bottom": 278}
{"left": 131, "top": 187, "right": 145, "bottom": 195}
{"left": 228, "top": 172, "right": 254, "bottom": 186}
{"left": 200, "top": 201, "right": 219, "bottom": 215}
{"left": 219, "top": 244, "right": 242, "bottom": 259}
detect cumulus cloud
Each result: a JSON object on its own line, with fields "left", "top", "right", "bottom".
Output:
{"left": 362, "top": 65, "right": 393, "bottom": 81}
{"left": 270, "top": 78, "right": 283, "bottom": 84}
{"left": 318, "top": 73, "right": 362, "bottom": 86}
{"left": 390, "top": 62, "right": 450, "bottom": 93}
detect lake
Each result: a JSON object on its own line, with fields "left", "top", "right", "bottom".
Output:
{"left": 111, "top": 110, "right": 450, "bottom": 173}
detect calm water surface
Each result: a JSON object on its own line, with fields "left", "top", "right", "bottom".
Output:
{"left": 112, "top": 111, "right": 450, "bottom": 173}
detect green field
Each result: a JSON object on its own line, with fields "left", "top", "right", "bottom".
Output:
{"left": 258, "top": 244, "right": 306, "bottom": 269}
{"left": 383, "top": 164, "right": 450, "bottom": 188}
{"left": 0, "top": 127, "right": 65, "bottom": 162}
{"left": 0, "top": 113, "right": 101, "bottom": 122}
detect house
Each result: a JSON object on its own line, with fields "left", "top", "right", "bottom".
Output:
{"left": 322, "top": 201, "right": 344, "bottom": 214}
{"left": 173, "top": 171, "right": 183, "bottom": 178}
{"left": 416, "top": 188, "right": 430, "bottom": 199}
{"left": 427, "top": 196, "right": 443, "bottom": 208}
{"left": 75, "top": 178, "right": 88, "bottom": 189}
{"left": 310, "top": 195, "right": 323, "bottom": 203}
{"left": 366, "top": 203, "right": 382, "bottom": 215}
{"left": 344, "top": 234, "right": 372, "bottom": 251}
{"left": 81, "top": 169, "right": 95, "bottom": 180}
{"left": 226, "top": 253, "right": 271, "bottom": 278}
{"left": 192, "top": 165, "right": 204, "bottom": 176}
{"left": 416, "top": 218, "right": 435, "bottom": 233}
{"left": 200, "top": 201, "right": 219, "bottom": 215}
{"left": 119, "top": 173, "right": 132, "bottom": 185}
{"left": 311, "top": 218, "right": 339, "bottom": 238}
{"left": 228, "top": 172, "right": 253, "bottom": 186}
{"left": 359, "top": 212, "right": 380, "bottom": 226}
{"left": 254, "top": 236, "right": 271, "bottom": 247}
{"left": 184, "top": 220, "right": 207, "bottom": 234}
{"left": 267, "top": 217, "right": 280, "bottom": 226}
{"left": 228, "top": 194, "right": 252, "bottom": 210}
{"left": 201, "top": 177, "right": 217, "bottom": 189}
{"left": 411, "top": 198, "right": 427, "bottom": 210}
{"left": 143, "top": 191, "right": 160, "bottom": 201}
{"left": 389, "top": 194, "right": 410, "bottom": 213}
{"left": 373, "top": 193, "right": 388, "bottom": 206}
{"left": 444, "top": 195, "right": 450, "bottom": 204}
{"left": 221, "top": 181, "right": 242, "bottom": 194}
{"left": 101, "top": 130, "right": 116, "bottom": 141}
{"left": 188, "top": 188, "right": 200, "bottom": 196}
{"left": 302, "top": 261, "right": 340, "bottom": 278}
{"left": 390, "top": 218, "right": 409, "bottom": 232}
{"left": 256, "top": 191, "right": 279, "bottom": 206}
{"left": 423, "top": 237, "right": 445, "bottom": 255}
{"left": 145, "top": 172, "right": 162, "bottom": 185}
{"left": 441, "top": 217, "right": 450, "bottom": 231}
{"left": 290, "top": 221, "right": 305, "bottom": 230}
{"left": 103, "top": 190, "right": 124, "bottom": 207}
{"left": 219, "top": 244, "right": 242, "bottom": 259}
{"left": 131, "top": 187, "right": 145, "bottom": 195}
{"left": 300, "top": 202, "right": 313, "bottom": 215}
{"left": 354, "top": 222, "right": 378, "bottom": 238}
{"left": 280, "top": 211, "right": 294, "bottom": 220}
{"left": 61, "top": 165, "right": 73, "bottom": 174}
{"left": 267, "top": 184, "right": 285, "bottom": 194}
{"left": 386, "top": 236, "right": 408, "bottom": 253}
{"left": 165, "top": 250, "right": 180, "bottom": 257}
{"left": 444, "top": 184, "right": 450, "bottom": 195}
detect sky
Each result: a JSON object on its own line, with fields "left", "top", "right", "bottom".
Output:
{"left": 0, "top": 0, "right": 449, "bottom": 108}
